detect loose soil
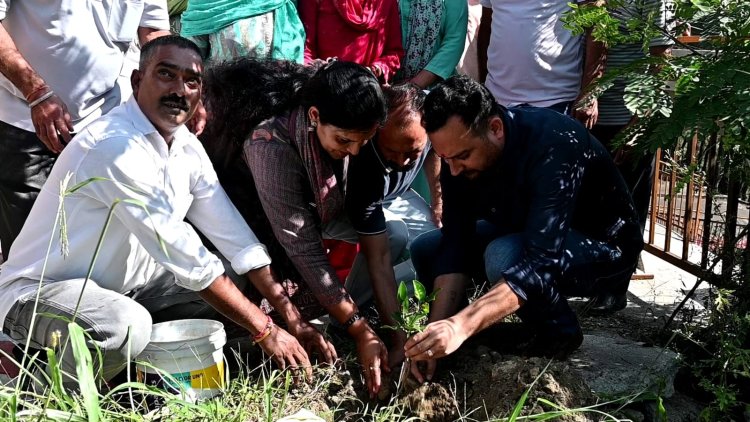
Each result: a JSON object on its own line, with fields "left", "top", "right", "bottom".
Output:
{"left": 228, "top": 297, "right": 702, "bottom": 421}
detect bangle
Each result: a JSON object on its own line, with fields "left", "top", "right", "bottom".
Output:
{"left": 25, "top": 84, "right": 49, "bottom": 102}
{"left": 342, "top": 311, "right": 363, "bottom": 330}
{"left": 28, "top": 90, "right": 54, "bottom": 109}
{"left": 252, "top": 315, "right": 274, "bottom": 345}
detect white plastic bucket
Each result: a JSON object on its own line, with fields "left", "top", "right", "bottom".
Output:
{"left": 136, "top": 319, "right": 226, "bottom": 401}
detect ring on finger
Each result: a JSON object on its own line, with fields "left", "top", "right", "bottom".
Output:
{"left": 427, "top": 349, "right": 434, "bottom": 358}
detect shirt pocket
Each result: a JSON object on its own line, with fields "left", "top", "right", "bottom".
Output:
{"left": 106, "top": 0, "right": 144, "bottom": 44}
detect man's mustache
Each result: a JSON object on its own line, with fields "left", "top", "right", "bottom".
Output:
{"left": 160, "top": 95, "right": 189, "bottom": 111}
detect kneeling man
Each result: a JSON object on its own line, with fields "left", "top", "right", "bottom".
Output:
{"left": 0, "top": 36, "right": 320, "bottom": 386}
{"left": 404, "top": 76, "right": 643, "bottom": 380}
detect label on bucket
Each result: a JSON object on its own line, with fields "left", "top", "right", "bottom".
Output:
{"left": 138, "top": 361, "right": 225, "bottom": 392}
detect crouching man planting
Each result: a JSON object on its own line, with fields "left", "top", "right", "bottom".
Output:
{"left": 404, "top": 76, "right": 643, "bottom": 382}
{"left": 0, "top": 36, "right": 327, "bottom": 387}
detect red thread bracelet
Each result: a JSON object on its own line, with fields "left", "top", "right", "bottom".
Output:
{"left": 252, "top": 315, "right": 274, "bottom": 345}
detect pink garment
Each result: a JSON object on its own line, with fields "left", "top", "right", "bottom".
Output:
{"left": 299, "top": 0, "right": 403, "bottom": 82}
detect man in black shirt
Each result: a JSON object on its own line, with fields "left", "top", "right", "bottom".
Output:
{"left": 403, "top": 76, "right": 643, "bottom": 381}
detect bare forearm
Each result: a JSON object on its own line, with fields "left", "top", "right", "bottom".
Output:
{"left": 0, "top": 23, "right": 45, "bottom": 97}
{"left": 367, "top": 257, "right": 400, "bottom": 327}
{"left": 430, "top": 273, "right": 470, "bottom": 321}
{"left": 244, "top": 266, "right": 304, "bottom": 327}
{"left": 410, "top": 70, "right": 440, "bottom": 89}
{"left": 580, "top": 28, "right": 606, "bottom": 92}
{"left": 477, "top": 7, "right": 492, "bottom": 84}
{"left": 199, "top": 274, "right": 270, "bottom": 335}
{"left": 451, "top": 280, "right": 523, "bottom": 339}
{"left": 424, "top": 150, "right": 442, "bottom": 206}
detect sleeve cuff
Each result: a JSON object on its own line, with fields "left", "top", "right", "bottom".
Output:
{"left": 173, "top": 257, "right": 225, "bottom": 291}
{"left": 424, "top": 63, "right": 454, "bottom": 81}
{"left": 230, "top": 243, "right": 272, "bottom": 275}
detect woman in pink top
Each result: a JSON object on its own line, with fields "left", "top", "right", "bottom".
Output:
{"left": 299, "top": 0, "right": 403, "bottom": 83}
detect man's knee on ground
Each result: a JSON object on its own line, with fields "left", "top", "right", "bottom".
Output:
{"left": 484, "top": 234, "right": 524, "bottom": 284}
{"left": 95, "top": 301, "right": 152, "bottom": 362}
{"left": 385, "top": 218, "right": 409, "bottom": 259}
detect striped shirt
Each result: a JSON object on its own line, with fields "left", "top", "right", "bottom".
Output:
{"left": 597, "top": 0, "right": 673, "bottom": 126}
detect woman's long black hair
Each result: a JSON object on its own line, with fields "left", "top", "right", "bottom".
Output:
{"left": 201, "top": 58, "right": 387, "bottom": 174}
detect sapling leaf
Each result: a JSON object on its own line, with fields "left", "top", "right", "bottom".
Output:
{"left": 413, "top": 280, "right": 426, "bottom": 302}
{"left": 397, "top": 281, "right": 407, "bottom": 303}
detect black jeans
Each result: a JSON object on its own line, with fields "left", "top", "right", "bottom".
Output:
{"left": 0, "top": 120, "right": 56, "bottom": 259}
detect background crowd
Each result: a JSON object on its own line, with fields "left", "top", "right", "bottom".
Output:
{"left": 0, "top": 0, "right": 672, "bottom": 397}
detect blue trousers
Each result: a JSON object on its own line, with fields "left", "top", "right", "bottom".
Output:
{"left": 410, "top": 221, "right": 639, "bottom": 336}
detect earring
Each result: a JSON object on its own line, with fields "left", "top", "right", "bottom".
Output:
{"left": 308, "top": 120, "right": 318, "bottom": 132}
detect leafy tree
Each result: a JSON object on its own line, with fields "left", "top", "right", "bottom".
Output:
{"left": 565, "top": 1, "right": 750, "bottom": 418}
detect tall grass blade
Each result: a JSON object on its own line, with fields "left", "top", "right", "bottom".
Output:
{"left": 508, "top": 360, "right": 552, "bottom": 422}
{"left": 68, "top": 323, "right": 101, "bottom": 422}
{"left": 45, "top": 337, "right": 71, "bottom": 411}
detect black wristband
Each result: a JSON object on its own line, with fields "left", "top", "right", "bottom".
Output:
{"left": 342, "top": 311, "right": 362, "bottom": 329}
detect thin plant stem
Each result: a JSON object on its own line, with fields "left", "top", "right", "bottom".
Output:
{"left": 13, "top": 176, "right": 68, "bottom": 404}
{"left": 71, "top": 201, "right": 120, "bottom": 321}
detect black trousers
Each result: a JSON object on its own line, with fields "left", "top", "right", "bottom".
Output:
{"left": 0, "top": 120, "right": 56, "bottom": 259}
{"left": 591, "top": 124, "right": 655, "bottom": 229}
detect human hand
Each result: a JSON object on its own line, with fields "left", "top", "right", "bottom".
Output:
{"left": 288, "top": 320, "right": 338, "bottom": 365}
{"left": 404, "top": 317, "right": 467, "bottom": 382}
{"left": 187, "top": 99, "right": 207, "bottom": 136}
{"left": 354, "top": 326, "right": 389, "bottom": 398}
{"left": 31, "top": 93, "right": 74, "bottom": 154}
{"left": 573, "top": 97, "right": 598, "bottom": 129}
{"left": 257, "top": 326, "right": 313, "bottom": 383}
{"left": 368, "top": 64, "right": 383, "bottom": 79}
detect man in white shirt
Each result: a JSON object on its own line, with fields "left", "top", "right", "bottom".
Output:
{"left": 0, "top": 0, "right": 170, "bottom": 261}
{"left": 0, "top": 36, "right": 324, "bottom": 385}
{"left": 476, "top": 0, "right": 601, "bottom": 120}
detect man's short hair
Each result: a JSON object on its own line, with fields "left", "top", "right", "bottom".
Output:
{"left": 139, "top": 35, "right": 202, "bottom": 69}
{"left": 422, "top": 75, "right": 504, "bottom": 136}
{"left": 383, "top": 83, "right": 427, "bottom": 130}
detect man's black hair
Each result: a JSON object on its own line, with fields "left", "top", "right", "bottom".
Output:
{"left": 422, "top": 75, "right": 505, "bottom": 135}
{"left": 383, "top": 83, "right": 426, "bottom": 129}
{"left": 139, "top": 35, "right": 202, "bottom": 68}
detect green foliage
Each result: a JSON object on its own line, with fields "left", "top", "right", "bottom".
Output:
{"left": 384, "top": 280, "right": 438, "bottom": 336}
{"left": 565, "top": 0, "right": 750, "bottom": 417}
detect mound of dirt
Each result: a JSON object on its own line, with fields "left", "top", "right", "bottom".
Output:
{"left": 438, "top": 346, "right": 597, "bottom": 421}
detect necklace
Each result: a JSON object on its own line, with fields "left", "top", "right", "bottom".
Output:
{"left": 371, "top": 140, "right": 392, "bottom": 174}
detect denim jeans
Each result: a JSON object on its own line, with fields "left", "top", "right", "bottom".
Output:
{"left": 2, "top": 264, "right": 244, "bottom": 386}
{"left": 410, "top": 221, "right": 639, "bottom": 336}
{"left": 0, "top": 121, "right": 56, "bottom": 260}
{"left": 323, "top": 189, "right": 437, "bottom": 306}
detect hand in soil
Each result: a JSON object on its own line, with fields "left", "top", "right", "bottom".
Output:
{"left": 354, "top": 327, "right": 390, "bottom": 398}
{"left": 289, "top": 319, "right": 338, "bottom": 364}
{"left": 405, "top": 317, "right": 467, "bottom": 381}
{"left": 259, "top": 326, "right": 313, "bottom": 383}
{"left": 405, "top": 356, "right": 438, "bottom": 384}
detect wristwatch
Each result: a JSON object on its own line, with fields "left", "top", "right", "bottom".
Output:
{"left": 342, "top": 311, "right": 363, "bottom": 329}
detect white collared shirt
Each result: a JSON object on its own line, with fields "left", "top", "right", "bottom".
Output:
{"left": 0, "top": 98, "right": 271, "bottom": 327}
{"left": 0, "top": 0, "right": 169, "bottom": 132}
